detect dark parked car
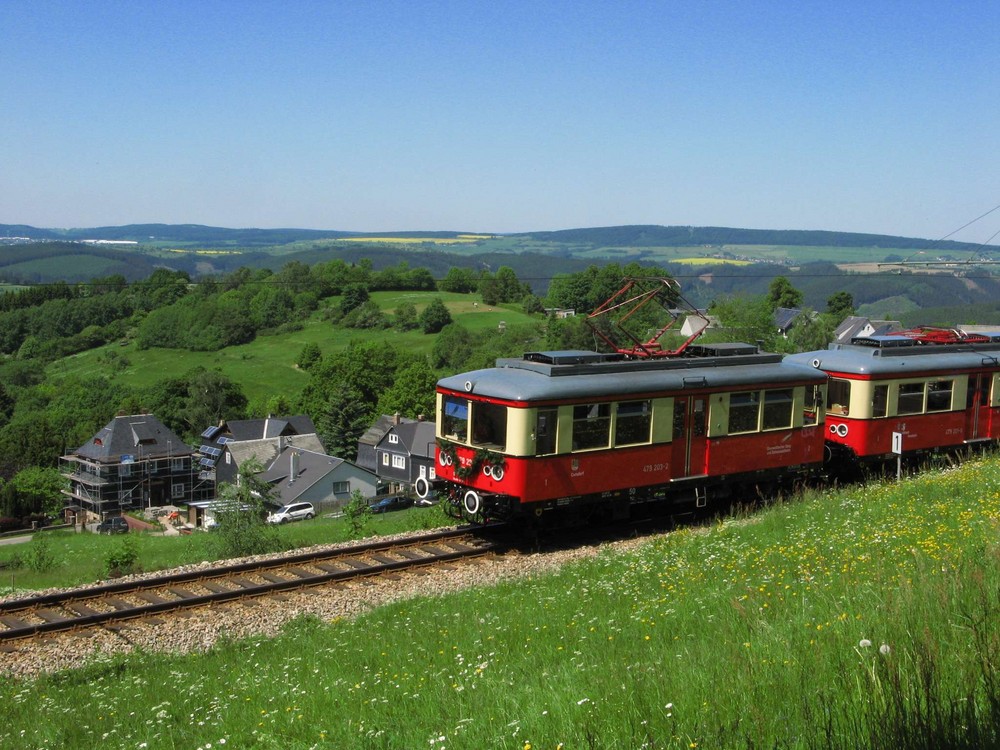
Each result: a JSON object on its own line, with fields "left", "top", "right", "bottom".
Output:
{"left": 96, "top": 516, "right": 129, "bottom": 534}
{"left": 369, "top": 495, "right": 414, "bottom": 514}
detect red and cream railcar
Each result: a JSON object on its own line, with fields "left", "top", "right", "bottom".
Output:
{"left": 426, "top": 344, "right": 828, "bottom": 523}
{"left": 787, "top": 333, "right": 1000, "bottom": 464}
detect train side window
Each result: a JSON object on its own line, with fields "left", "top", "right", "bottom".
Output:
{"left": 728, "top": 391, "right": 760, "bottom": 434}
{"left": 828, "top": 379, "right": 851, "bottom": 416}
{"left": 442, "top": 396, "right": 469, "bottom": 442}
{"left": 993, "top": 374, "right": 1000, "bottom": 408}
{"left": 472, "top": 402, "right": 507, "bottom": 450}
{"left": 762, "top": 389, "right": 793, "bottom": 430}
{"left": 615, "top": 400, "right": 652, "bottom": 446}
{"left": 535, "top": 408, "right": 558, "bottom": 455}
{"left": 572, "top": 403, "right": 611, "bottom": 450}
{"left": 926, "top": 380, "right": 953, "bottom": 412}
{"left": 872, "top": 384, "right": 889, "bottom": 418}
{"left": 897, "top": 382, "right": 925, "bottom": 416}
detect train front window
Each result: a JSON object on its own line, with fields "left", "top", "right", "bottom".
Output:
{"left": 442, "top": 396, "right": 469, "bottom": 442}
{"left": 615, "top": 400, "right": 652, "bottom": 446}
{"left": 471, "top": 402, "right": 507, "bottom": 450}
{"left": 572, "top": 403, "right": 611, "bottom": 450}
{"left": 762, "top": 389, "right": 793, "bottom": 430}
{"left": 897, "top": 382, "right": 925, "bottom": 416}
{"left": 926, "top": 380, "right": 953, "bottom": 412}
{"left": 828, "top": 379, "right": 851, "bottom": 416}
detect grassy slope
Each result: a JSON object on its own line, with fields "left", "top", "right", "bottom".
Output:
{"left": 45, "top": 292, "right": 538, "bottom": 402}
{"left": 2, "top": 456, "right": 999, "bottom": 748}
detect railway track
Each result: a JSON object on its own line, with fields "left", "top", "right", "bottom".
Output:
{"left": 0, "top": 528, "right": 499, "bottom": 643}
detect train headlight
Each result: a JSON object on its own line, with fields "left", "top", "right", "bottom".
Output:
{"left": 836, "top": 423, "right": 849, "bottom": 438}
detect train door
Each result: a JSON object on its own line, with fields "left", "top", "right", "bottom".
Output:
{"left": 965, "top": 373, "right": 991, "bottom": 441}
{"left": 672, "top": 396, "right": 708, "bottom": 477}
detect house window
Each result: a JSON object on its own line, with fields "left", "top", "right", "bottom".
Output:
{"left": 171, "top": 458, "right": 186, "bottom": 471}
{"left": 120, "top": 463, "right": 133, "bottom": 477}
{"left": 392, "top": 455, "right": 406, "bottom": 469}
{"left": 333, "top": 481, "right": 350, "bottom": 494}
{"left": 381, "top": 453, "right": 390, "bottom": 466}
{"left": 119, "top": 489, "right": 133, "bottom": 501}
{"left": 171, "top": 483, "right": 185, "bottom": 499}
{"left": 388, "top": 434, "right": 399, "bottom": 444}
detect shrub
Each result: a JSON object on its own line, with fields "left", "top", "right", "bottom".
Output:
{"left": 24, "top": 532, "right": 56, "bottom": 573}
{"left": 104, "top": 536, "right": 140, "bottom": 578}
{"left": 343, "top": 491, "right": 372, "bottom": 539}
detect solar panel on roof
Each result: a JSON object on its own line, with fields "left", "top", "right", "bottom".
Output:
{"left": 201, "top": 425, "right": 222, "bottom": 440}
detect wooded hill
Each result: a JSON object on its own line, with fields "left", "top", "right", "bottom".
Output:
{"left": 2, "top": 222, "right": 998, "bottom": 314}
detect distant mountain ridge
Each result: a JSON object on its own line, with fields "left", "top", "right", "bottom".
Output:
{"left": 0, "top": 222, "right": 989, "bottom": 252}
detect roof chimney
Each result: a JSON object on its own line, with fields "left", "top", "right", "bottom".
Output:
{"left": 290, "top": 450, "right": 300, "bottom": 483}
{"left": 393, "top": 412, "right": 401, "bottom": 425}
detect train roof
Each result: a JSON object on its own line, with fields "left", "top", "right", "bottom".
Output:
{"left": 787, "top": 337, "right": 1000, "bottom": 377}
{"left": 437, "top": 346, "right": 826, "bottom": 403}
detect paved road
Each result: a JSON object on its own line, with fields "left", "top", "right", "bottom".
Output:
{"left": 0, "top": 534, "right": 32, "bottom": 546}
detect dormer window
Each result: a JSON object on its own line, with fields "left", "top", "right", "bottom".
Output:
{"left": 388, "top": 434, "right": 399, "bottom": 444}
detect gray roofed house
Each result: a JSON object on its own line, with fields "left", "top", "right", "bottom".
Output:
{"left": 259, "top": 447, "right": 379, "bottom": 513}
{"left": 374, "top": 419, "right": 437, "bottom": 493}
{"left": 357, "top": 414, "right": 418, "bottom": 473}
{"left": 833, "top": 316, "right": 902, "bottom": 344}
{"left": 61, "top": 413, "right": 210, "bottom": 520}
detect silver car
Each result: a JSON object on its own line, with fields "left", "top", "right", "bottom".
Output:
{"left": 266, "top": 502, "right": 316, "bottom": 524}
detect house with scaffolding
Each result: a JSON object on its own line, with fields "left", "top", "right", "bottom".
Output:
{"left": 60, "top": 414, "right": 211, "bottom": 523}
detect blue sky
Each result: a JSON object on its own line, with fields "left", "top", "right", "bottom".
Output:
{"left": 2, "top": 1, "right": 998, "bottom": 241}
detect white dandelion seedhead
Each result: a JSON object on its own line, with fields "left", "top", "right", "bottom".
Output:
{"left": 859, "top": 639, "right": 872, "bottom": 649}
{"left": 879, "top": 643, "right": 891, "bottom": 656}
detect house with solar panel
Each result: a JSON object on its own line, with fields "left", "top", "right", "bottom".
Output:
{"left": 194, "top": 415, "right": 324, "bottom": 485}
{"left": 60, "top": 413, "right": 209, "bottom": 523}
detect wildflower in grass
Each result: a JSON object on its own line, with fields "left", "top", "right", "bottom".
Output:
{"left": 879, "top": 643, "right": 891, "bottom": 655}
{"left": 859, "top": 639, "right": 872, "bottom": 648}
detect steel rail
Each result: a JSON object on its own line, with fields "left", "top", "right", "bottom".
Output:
{"left": 0, "top": 528, "right": 499, "bottom": 642}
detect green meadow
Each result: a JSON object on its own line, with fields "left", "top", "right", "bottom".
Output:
{"left": 45, "top": 292, "right": 536, "bottom": 403}
{"left": 3, "top": 455, "right": 999, "bottom": 748}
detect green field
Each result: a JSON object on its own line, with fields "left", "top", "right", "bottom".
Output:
{"left": 2, "top": 455, "right": 999, "bottom": 748}
{"left": 46, "top": 292, "right": 539, "bottom": 402}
